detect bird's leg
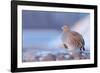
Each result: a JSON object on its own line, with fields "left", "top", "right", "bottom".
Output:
{"left": 63, "top": 44, "right": 68, "bottom": 49}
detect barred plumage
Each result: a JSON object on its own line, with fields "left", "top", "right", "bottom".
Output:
{"left": 61, "top": 25, "right": 85, "bottom": 59}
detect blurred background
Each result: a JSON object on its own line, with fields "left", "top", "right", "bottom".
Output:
{"left": 22, "top": 10, "right": 90, "bottom": 62}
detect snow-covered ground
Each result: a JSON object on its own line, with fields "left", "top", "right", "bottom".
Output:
{"left": 22, "top": 47, "right": 90, "bottom": 62}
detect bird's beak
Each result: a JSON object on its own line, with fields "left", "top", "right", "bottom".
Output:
{"left": 61, "top": 26, "right": 64, "bottom": 30}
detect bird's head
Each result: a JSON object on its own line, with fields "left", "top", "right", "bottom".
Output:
{"left": 61, "top": 25, "right": 70, "bottom": 32}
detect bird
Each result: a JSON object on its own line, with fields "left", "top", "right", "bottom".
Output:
{"left": 61, "top": 25, "right": 85, "bottom": 59}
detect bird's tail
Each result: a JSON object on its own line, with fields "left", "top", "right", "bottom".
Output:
{"left": 80, "top": 46, "right": 85, "bottom": 51}
{"left": 83, "top": 46, "right": 85, "bottom": 51}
